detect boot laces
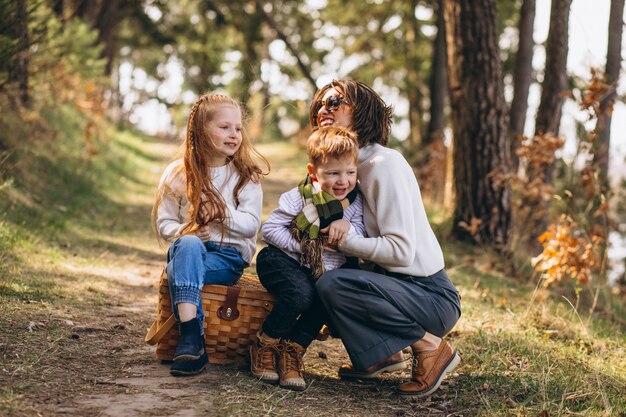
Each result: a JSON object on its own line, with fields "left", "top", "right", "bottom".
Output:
{"left": 282, "top": 343, "right": 304, "bottom": 375}
{"left": 254, "top": 340, "right": 280, "bottom": 369}
{"left": 412, "top": 354, "right": 426, "bottom": 379}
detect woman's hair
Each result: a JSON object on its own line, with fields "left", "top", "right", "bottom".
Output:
{"left": 152, "top": 93, "right": 269, "bottom": 241}
{"left": 307, "top": 126, "right": 358, "bottom": 167}
{"left": 308, "top": 79, "right": 393, "bottom": 147}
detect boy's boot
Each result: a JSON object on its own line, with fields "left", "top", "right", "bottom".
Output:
{"left": 170, "top": 319, "right": 209, "bottom": 376}
{"left": 250, "top": 331, "right": 280, "bottom": 383}
{"left": 173, "top": 318, "right": 204, "bottom": 362}
{"left": 279, "top": 340, "right": 306, "bottom": 391}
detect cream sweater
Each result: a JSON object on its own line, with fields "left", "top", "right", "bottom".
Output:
{"left": 156, "top": 159, "right": 263, "bottom": 265}
{"left": 339, "top": 144, "right": 445, "bottom": 276}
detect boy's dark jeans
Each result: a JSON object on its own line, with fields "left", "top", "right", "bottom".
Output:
{"left": 256, "top": 245, "right": 329, "bottom": 348}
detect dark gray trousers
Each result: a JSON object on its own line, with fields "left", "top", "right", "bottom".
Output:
{"left": 316, "top": 268, "right": 461, "bottom": 370}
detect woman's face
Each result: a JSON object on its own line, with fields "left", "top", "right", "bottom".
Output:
{"left": 316, "top": 88, "right": 353, "bottom": 129}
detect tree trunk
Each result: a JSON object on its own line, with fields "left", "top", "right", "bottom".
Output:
{"left": 419, "top": 0, "right": 448, "bottom": 206}
{"left": 534, "top": 0, "right": 571, "bottom": 141}
{"left": 427, "top": 0, "right": 448, "bottom": 145}
{"left": 509, "top": 0, "right": 535, "bottom": 170}
{"left": 593, "top": 0, "right": 625, "bottom": 181}
{"left": 94, "top": 0, "right": 121, "bottom": 76}
{"left": 405, "top": 0, "right": 423, "bottom": 149}
{"left": 444, "top": 0, "right": 511, "bottom": 249}
{"left": 527, "top": 0, "right": 571, "bottom": 248}
{"left": 7, "top": 0, "right": 30, "bottom": 107}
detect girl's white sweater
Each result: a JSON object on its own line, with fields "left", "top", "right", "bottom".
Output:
{"left": 156, "top": 159, "right": 263, "bottom": 265}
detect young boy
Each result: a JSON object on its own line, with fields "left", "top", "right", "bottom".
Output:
{"left": 252, "top": 126, "right": 365, "bottom": 391}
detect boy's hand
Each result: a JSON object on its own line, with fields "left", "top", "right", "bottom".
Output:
{"left": 322, "top": 219, "right": 350, "bottom": 245}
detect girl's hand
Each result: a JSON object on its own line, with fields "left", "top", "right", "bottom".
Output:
{"left": 323, "top": 219, "right": 350, "bottom": 245}
{"left": 195, "top": 226, "right": 213, "bottom": 241}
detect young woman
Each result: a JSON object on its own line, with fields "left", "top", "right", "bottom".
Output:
{"left": 152, "top": 93, "right": 269, "bottom": 376}
{"left": 310, "top": 80, "right": 462, "bottom": 396}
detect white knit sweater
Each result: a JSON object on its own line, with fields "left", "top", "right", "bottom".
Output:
{"left": 339, "top": 143, "right": 445, "bottom": 276}
{"left": 155, "top": 159, "right": 263, "bottom": 265}
{"left": 262, "top": 187, "right": 365, "bottom": 271}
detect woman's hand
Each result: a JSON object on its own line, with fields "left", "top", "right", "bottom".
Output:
{"left": 322, "top": 219, "right": 350, "bottom": 245}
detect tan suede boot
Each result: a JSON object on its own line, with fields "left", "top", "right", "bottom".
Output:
{"left": 249, "top": 331, "right": 281, "bottom": 383}
{"left": 279, "top": 340, "right": 306, "bottom": 391}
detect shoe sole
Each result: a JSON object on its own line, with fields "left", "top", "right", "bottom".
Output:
{"left": 173, "top": 353, "right": 202, "bottom": 362}
{"left": 339, "top": 360, "right": 407, "bottom": 379}
{"left": 398, "top": 352, "right": 461, "bottom": 397}
{"left": 279, "top": 382, "right": 306, "bottom": 391}
{"left": 169, "top": 362, "right": 208, "bottom": 377}
{"left": 249, "top": 347, "right": 279, "bottom": 384}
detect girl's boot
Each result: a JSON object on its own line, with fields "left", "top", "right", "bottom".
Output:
{"left": 173, "top": 318, "right": 204, "bottom": 361}
{"left": 170, "top": 318, "right": 208, "bottom": 376}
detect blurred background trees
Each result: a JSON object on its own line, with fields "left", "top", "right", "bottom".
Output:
{"left": 1, "top": 0, "right": 625, "bottom": 299}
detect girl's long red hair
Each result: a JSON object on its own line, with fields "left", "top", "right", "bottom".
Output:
{"left": 152, "top": 93, "right": 269, "bottom": 242}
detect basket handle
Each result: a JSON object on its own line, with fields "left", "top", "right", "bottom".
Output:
{"left": 145, "top": 314, "right": 176, "bottom": 345}
{"left": 216, "top": 286, "right": 241, "bottom": 321}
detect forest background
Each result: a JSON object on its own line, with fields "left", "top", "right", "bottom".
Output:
{"left": 1, "top": 0, "right": 625, "bottom": 416}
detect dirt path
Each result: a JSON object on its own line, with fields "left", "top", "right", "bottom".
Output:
{"left": 3, "top": 139, "right": 465, "bottom": 417}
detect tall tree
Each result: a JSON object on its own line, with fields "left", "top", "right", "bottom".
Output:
{"left": 508, "top": 0, "right": 535, "bottom": 170}
{"left": 534, "top": 0, "right": 571, "bottom": 143}
{"left": 426, "top": 0, "right": 448, "bottom": 144}
{"left": 527, "top": 0, "right": 571, "bottom": 247}
{"left": 444, "top": 0, "right": 511, "bottom": 249}
{"left": 403, "top": 0, "right": 424, "bottom": 148}
{"left": 593, "top": 0, "right": 625, "bottom": 182}
{"left": 5, "top": 0, "right": 30, "bottom": 106}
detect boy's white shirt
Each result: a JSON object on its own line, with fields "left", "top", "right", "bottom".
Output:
{"left": 156, "top": 159, "right": 262, "bottom": 265}
{"left": 261, "top": 186, "right": 365, "bottom": 271}
{"left": 339, "top": 143, "right": 445, "bottom": 277}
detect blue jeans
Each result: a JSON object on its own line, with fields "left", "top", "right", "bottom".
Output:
{"left": 166, "top": 235, "right": 244, "bottom": 326}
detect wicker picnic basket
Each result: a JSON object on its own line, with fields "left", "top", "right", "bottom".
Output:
{"left": 145, "top": 270, "right": 276, "bottom": 368}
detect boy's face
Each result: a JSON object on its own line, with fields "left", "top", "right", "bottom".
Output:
{"left": 308, "top": 155, "right": 357, "bottom": 200}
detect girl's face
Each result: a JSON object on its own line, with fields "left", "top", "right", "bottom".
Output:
{"left": 207, "top": 105, "right": 243, "bottom": 166}
{"left": 316, "top": 88, "right": 353, "bottom": 129}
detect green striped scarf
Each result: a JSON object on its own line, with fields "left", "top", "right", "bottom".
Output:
{"left": 289, "top": 175, "right": 359, "bottom": 278}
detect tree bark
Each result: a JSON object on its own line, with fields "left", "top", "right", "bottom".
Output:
{"left": 509, "top": 0, "right": 535, "bottom": 170}
{"left": 593, "top": 0, "right": 625, "bottom": 181}
{"left": 444, "top": 0, "right": 511, "bottom": 249}
{"left": 405, "top": 0, "right": 423, "bottom": 149}
{"left": 426, "top": 0, "right": 448, "bottom": 145}
{"left": 7, "top": 0, "right": 30, "bottom": 107}
{"left": 534, "top": 0, "right": 571, "bottom": 141}
{"left": 527, "top": 0, "right": 571, "bottom": 248}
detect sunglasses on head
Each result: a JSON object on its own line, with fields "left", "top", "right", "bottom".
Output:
{"left": 318, "top": 94, "right": 347, "bottom": 113}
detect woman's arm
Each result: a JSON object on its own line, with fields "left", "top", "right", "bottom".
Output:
{"left": 340, "top": 154, "right": 417, "bottom": 267}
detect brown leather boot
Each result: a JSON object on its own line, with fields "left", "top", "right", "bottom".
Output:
{"left": 249, "top": 331, "right": 281, "bottom": 383}
{"left": 398, "top": 340, "right": 460, "bottom": 396}
{"left": 279, "top": 340, "right": 306, "bottom": 391}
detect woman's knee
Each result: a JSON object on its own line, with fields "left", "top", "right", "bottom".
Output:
{"left": 316, "top": 269, "right": 343, "bottom": 300}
